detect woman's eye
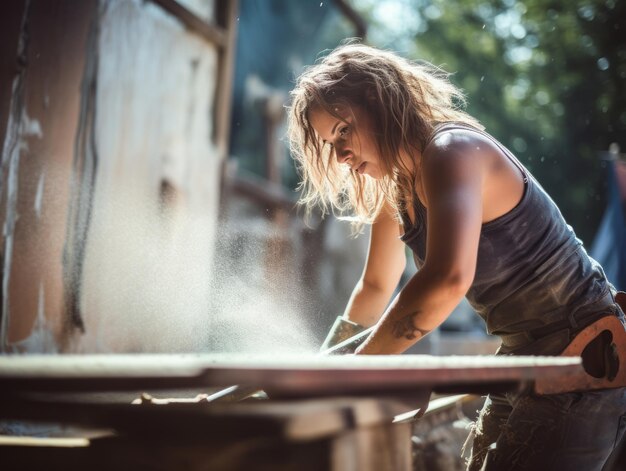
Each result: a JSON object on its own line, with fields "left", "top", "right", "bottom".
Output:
{"left": 339, "top": 126, "right": 349, "bottom": 137}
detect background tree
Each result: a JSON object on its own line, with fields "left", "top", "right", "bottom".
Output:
{"left": 356, "top": 0, "right": 625, "bottom": 243}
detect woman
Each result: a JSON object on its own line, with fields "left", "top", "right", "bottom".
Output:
{"left": 288, "top": 43, "right": 626, "bottom": 470}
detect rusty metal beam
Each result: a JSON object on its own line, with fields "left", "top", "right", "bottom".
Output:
{"left": 148, "top": 0, "right": 227, "bottom": 48}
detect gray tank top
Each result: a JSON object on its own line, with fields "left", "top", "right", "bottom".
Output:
{"left": 400, "top": 123, "right": 616, "bottom": 353}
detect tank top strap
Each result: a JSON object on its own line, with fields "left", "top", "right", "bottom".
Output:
{"left": 425, "top": 122, "right": 529, "bottom": 183}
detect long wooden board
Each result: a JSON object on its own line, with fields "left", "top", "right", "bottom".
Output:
{"left": 0, "top": 353, "right": 582, "bottom": 396}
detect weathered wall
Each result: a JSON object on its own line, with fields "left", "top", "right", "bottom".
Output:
{"left": 0, "top": 0, "right": 229, "bottom": 353}
{"left": 79, "top": 0, "right": 220, "bottom": 352}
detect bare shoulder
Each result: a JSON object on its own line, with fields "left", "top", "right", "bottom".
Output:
{"left": 420, "top": 126, "right": 512, "bottom": 185}
{"left": 422, "top": 126, "right": 526, "bottom": 223}
{"left": 423, "top": 127, "right": 496, "bottom": 166}
{"left": 420, "top": 128, "right": 495, "bottom": 186}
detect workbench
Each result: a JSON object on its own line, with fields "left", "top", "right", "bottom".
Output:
{"left": 0, "top": 354, "right": 583, "bottom": 470}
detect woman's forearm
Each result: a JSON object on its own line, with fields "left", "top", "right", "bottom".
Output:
{"left": 343, "top": 278, "right": 396, "bottom": 327}
{"left": 355, "top": 268, "right": 468, "bottom": 354}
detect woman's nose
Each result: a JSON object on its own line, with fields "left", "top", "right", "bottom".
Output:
{"left": 334, "top": 145, "right": 351, "bottom": 164}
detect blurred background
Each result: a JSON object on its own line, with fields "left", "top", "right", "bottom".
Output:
{"left": 0, "top": 0, "right": 624, "bottom": 355}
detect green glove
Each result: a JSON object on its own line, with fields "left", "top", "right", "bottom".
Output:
{"left": 320, "top": 316, "right": 367, "bottom": 352}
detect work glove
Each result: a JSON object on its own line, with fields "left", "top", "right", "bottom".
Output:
{"left": 320, "top": 316, "right": 367, "bottom": 354}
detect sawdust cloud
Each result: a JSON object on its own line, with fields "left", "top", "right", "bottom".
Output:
{"left": 207, "top": 218, "right": 320, "bottom": 355}
{"left": 78, "top": 188, "right": 319, "bottom": 354}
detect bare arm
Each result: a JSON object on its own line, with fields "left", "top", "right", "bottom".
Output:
{"left": 343, "top": 202, "right": 407, "bottom": 327}
{"left": 355, "top": 132, "right": 484, "bottom": 354}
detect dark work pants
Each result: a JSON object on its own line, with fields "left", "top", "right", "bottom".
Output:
{"left": 466, "top": 387, "right": 626, "bottom": 471}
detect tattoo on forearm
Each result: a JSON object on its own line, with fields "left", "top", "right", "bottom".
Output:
{"left": 391, "top": 313, "right": 431, "bottom": 340}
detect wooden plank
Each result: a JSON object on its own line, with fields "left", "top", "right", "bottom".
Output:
{"left": 331, "top": 421, "right": 411, "bottom": 471}
{"left": 213, "top": 0, "right": 238, "bottom": 157}
{"left": 232, "top": 171, "right": 298, "bottom": 212}
{"left": 0, "top": 353, "right": 582, "bottom": 396}
{"left": 0, "top": 436, "right": 90, "bottom": 448}
{"left": 148, "top": 0, "right": 227, "bottom": 47}
{"left": 0, "top": 394, "right": 411, "bottom": 442}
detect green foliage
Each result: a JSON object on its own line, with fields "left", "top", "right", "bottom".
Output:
{"left": 356, "top": 0, "right": 625, "bottom": 243}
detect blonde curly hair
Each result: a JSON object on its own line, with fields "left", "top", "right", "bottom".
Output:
{"left": 287, "top": 42, "right": 482, "bottom": 233}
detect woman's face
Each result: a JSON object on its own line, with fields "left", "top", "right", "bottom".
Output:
{"left": 308, "top": 104, "right": 384, "bottom": 179}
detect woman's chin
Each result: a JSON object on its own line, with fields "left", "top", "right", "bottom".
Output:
{"left": 366, "top": 168, "right": 382, "bottom": 179}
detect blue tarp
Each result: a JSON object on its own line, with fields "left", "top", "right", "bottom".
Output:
{"left": 590, "top": 159, "right": 626, "bottom": 291}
